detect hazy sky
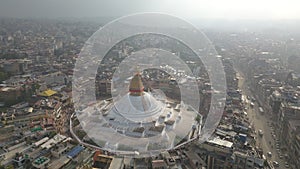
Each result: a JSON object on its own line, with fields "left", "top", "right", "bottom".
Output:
{"left": 0, "top": 0, "right": 300, "bottom": 20}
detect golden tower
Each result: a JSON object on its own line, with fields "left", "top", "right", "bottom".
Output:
{"left": 129, "top": 72, "right": 144, "bottom": 96}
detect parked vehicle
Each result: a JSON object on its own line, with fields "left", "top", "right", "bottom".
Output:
{"left": 273, "top": 161, "right": 279, "bottom": 167}
{"left": 267, "top": 151, "right": 272, "bottom": 157}
{"left": 258, "top": 129, "right": 263, "bottom": 137}
{"left": 259, "top": 107, "right": 264, "bottom": 114}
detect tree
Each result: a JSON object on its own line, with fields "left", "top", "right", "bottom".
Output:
{"left": 0, "top": 71, "right": 8, "bottom": 83}
{"left": 195, "top": 114, "right": 201, "bottom": 124}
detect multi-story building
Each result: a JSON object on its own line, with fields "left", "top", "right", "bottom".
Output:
{"left": 1, "top": 59, "right": 31, "bottom": 75}
{"left": 278, "top": 102, "right": 300, "bottom": 146}
{"left": 96, "top": 80, "right": 112, "bottom": 98}
{"left": 269, "top": 90, "right": 283, "bottom": 115}
{"left": 282, "top": 119, "right": 300, "bottom": 167}
{"left": 291, "top": 134, "right": 300, "bottom": 167}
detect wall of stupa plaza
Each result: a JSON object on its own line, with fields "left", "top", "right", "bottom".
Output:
{"left": 76, "top": 96, "right": 200, "bottom": 154}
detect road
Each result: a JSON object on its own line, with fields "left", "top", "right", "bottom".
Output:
{"left": 237, "top": 72, "right": 290, "bottom": 169}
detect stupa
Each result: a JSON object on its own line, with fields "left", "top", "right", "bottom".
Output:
{"left": 110, "top": 72, "right": 164, "bottom": 122}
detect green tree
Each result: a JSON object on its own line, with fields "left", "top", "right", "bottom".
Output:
{"left": 195, "top": 114, "right": 201, "bottom": 124}
{"left": 0, "top": 71, "right": 8, "bottom": 83}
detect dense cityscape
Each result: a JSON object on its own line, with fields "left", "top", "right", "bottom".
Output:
{"left": 1, "top": 2, "right": 300, "bottom": 169}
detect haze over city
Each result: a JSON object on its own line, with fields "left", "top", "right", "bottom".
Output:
{"left": 0, "top": 1, "right": 300, "bottom": 169}
{"left": 0, "top": 0, "right": 300, "bottom": 19}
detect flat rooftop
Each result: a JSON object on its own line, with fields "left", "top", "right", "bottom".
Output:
{"left": 207, "top": 137, "right": 233, "bottom": 148}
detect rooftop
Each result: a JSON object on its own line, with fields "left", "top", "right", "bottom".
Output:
{"left": 207, "top": 137, "right": 233, "bottom": 148}
{"left": 149, "top": 125, "right": 165, "bottom": 132}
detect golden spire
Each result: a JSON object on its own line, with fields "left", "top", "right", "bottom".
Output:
{"left": 129, "top": 71, "right": 144, "bottom": 96}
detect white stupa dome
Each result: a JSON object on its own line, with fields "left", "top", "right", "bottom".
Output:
{"left": 112, "top": 92, "right": 164, "bottom": 122}
{"left": 110, "top": 72, "right": 165, "bottom": 122}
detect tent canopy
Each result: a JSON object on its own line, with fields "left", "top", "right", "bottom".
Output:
{"left": 39, "top": 89, "right": 57, "bottom": 97}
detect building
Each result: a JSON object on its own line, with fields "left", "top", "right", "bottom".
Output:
{"left": 109, "top": 72, "right": 165, "bottom": 122}
{"left": 278, "top": 102, "right": 300, "bottom": 145}
{"left": 96, "top": 80, "right": 112, "bottom": 97}
{"left": 51, "top": 142, "right": 69, "bottom": 158}
{"left": 12, "top": 152, "right": 27, "bottom": 167}
{"left": 269, "top": 90, "right": 282, "bottom": 115}
{"left": 197, "top": 137, "right": 234, "bottom": 169}
{"left": 32, "top": 156, "right": 50, "bottom": 169}
{"left": 92, "top": 154, "right": 113, "bottom": 169}
{"left": 39, "top": 71, "right": 68, "bottom": 87}
{"left": 77, "top": 71, "right": 200, "bottom": 156}
{"left": 66, "top": 145, "right": 84, "bottom": 159}
{"left": 0, "top": 86, "right": 22, "bottom": 105}
{"left": 291, "top": 134, "right": 300, "bottom": 167}
{"left": 41, "top": 134, "right": 66, "bottom": 149}
{"left": 282, "top": 119, "right": 300, "bottom": 167}
{"left": 2, "top": 59, "right": 31, "bottom": 75}
{"left": 194, "top": 137, "right": 264, "bottom": 169}
{"left": 151, "top": 160, "right": 167, "bottom": 169}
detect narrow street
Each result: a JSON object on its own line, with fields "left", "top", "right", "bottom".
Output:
{"left": 237, "top": 71, "right": 290, "bottom": 169}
